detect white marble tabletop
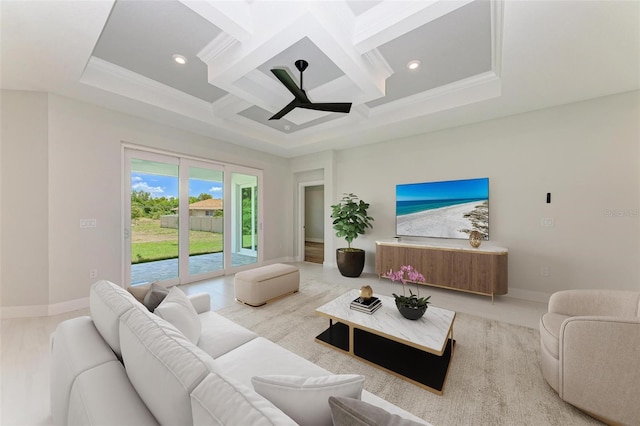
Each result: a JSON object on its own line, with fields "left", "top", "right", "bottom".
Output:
{"left": 315, "top": 289, "right": 456, "bottom": 355}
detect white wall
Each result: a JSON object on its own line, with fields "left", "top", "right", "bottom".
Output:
{"left": 293, "top": 91, "right": 640, "bottom": 298}
{"left": 1, "top": 91, "right": 50, "bottom": 309}
{"left": 3, "top": 89, "right": 638, "bottom": 313}
{"left": 1, "top": 91, "right": 292, "bottom": 313}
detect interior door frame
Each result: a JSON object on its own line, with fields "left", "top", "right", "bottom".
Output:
{"left": 297, "top": 180, "right": 324, "bottom": 262}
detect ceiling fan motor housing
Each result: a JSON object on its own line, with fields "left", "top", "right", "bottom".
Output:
{"left": 294, "top": 59, "right": 309, "bottom": 72}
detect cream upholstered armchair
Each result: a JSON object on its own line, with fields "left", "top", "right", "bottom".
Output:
{"left": 539, "top": 289, "right": 640, "bottom": 425}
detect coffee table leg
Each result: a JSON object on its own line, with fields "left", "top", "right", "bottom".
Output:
{"left": 349, "top": 325, "right": 354, "bottom": 355}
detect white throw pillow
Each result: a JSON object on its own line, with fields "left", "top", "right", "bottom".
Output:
{"left": 192, "top": 373, "right": 297, "bottom": 425}
{"left": 251, "top": 374, "right": 365, "bottom": 426}
{"left": 155, "top": 287, "right": 201, "bottom": 344}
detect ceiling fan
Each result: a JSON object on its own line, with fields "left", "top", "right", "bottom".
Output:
{"left": 269, "top": 59, "right": 352, "bottom": 120}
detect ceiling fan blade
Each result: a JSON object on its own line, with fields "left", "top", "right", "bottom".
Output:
{"left": 269, "top": 99, "right": 299, "bottom": 120}
{"left": 298, "top": 102, "right": 352, "bottom": 114}
{"left": 271, "top": 69, "right": 309, "bottom": 102}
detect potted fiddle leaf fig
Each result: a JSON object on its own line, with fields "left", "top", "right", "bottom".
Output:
{"left": 330, "top": 193, "right": 374, "bottom": 277}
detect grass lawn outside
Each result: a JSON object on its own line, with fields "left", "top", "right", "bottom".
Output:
{"left": 131, "top": 219, "right": 222, "bottom": 264}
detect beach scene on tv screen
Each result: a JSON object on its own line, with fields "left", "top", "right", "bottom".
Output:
{"left": 396, "top": 178, "right": 489, "bottom": 240}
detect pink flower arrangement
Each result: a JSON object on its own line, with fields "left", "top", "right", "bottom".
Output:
{"left": 384, "top": 265, "right": 431, "bottom": 309}
{"left": 385, "top": 265, "right": 425, "bottom": 286}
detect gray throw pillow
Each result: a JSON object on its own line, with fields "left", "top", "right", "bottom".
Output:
{"left": 328, "top": 396, "right": 425, "bottom": 426}
{"left": 142, "top": 282, "right": 169, "bottom": 311}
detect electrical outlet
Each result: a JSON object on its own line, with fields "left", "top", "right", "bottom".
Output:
{"left": 541, "top": 266, "right": 550, "bottom": 276}
{"left": 541, "top": 218, "right": 554, "bottom": 227}
{"left": 89, "top": 269, "right": 98, "bottom": 279}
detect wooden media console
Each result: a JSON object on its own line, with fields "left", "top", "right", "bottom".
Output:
{"left": 375, "top": 239, "right": 508, "bottom": 300}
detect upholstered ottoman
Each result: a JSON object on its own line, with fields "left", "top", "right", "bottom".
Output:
{"left": 234, "top": 263, "right": 300, "bottom": 306}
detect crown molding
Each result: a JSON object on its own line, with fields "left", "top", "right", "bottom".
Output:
{"left": 197, "top": 32, "right": 239, "bottom": 65}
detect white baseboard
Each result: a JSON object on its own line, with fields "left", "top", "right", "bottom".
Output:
{"left": 0, "top": 304, "right": 49, "bottom": 319}
{"left": 271, "top": 256, "right": 296, "bottom": 264}
{"left": 0, "top": 297, "right": 90, "bottom": 319}
{"left": 505, "top": 287, "right": 551, "bottom": 304}
{"left": 48, "top": 297, "right": 90, "bottom": 316}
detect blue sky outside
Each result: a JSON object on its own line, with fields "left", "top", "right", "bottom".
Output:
{"left": 131, "top": 173, "right": 223, "bottom": 199}
{"left": 396, "top": 177, "right": 488, "bottom": 202}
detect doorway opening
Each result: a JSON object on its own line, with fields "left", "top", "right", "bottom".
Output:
{"left": 301, "top": 183, "right": 324, "bottom": 264}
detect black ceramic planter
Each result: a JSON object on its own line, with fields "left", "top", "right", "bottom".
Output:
{"left": 396, "top": 303, "right": 427, "bottom": 320}
{"left": 336, "top": 249, "right": 365, "bottom": 277}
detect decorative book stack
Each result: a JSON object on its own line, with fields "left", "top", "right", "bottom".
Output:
{"left": 350, "top": 296, "right": 382, "bottom": 314}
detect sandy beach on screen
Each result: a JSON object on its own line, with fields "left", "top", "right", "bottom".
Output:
{"left": 397, "top": 200, "right": 487, "bottom": 239}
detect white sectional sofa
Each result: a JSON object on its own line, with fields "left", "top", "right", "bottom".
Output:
{"left": 50, "top": 280, "right": 430, "bottom": 425}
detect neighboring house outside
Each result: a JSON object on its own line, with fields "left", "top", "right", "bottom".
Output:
{"left": 183, "top": 198, "right": 223, "bottom": 217}
{"left": 161, "top": 199, "right": 223, "bottom": 232}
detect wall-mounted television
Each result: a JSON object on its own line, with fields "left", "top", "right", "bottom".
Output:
{"left": 396, "top": 177, "right": 489, "bottom": 240}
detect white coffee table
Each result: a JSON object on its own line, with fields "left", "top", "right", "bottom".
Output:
{"left": 314, "top": 289, "right": 456, "bottom": 395}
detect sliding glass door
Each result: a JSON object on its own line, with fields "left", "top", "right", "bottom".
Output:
{"left": 231, "top": 172, "right": 259, "bottom": 267}
{"left": 182, "top": 161, "right": 225, "bottom": 279}
{"left": 126, "top": 152, "right": 180, "bottom": 286}
{"left": 124, "top": 149, "right": 261, "bottom": 287}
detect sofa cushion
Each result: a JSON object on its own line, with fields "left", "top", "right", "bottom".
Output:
{"left": 197, "top": 311, "right": 258, "bottom": 358}
{"left": 191, "top": 372, "right": 297, "bottom": 425}
{"left": 89, "top": 280, "right": 140, "bottom": 357}
{"left": 251, "top": 374, "right": 365, "bottom": 426}
{"left": 50, "top": 316, "right": 119, "bottom": 425}
{"left": 68, "top": 361, "right": 158, "bottom": 426}
{"left": 143, "top": 282, "right": 169, "bottom": 311}
{"left": 119, "top": 306, "right": 217, "bottom": 425}
{"left": 540, "top": 312, "right": 570, "bottom": 358}
{"left": 215, "top": 337, "right": 333, "bottom": 385}
{"left": 329, "top": 396, "right": 425, "bottom": 426}
{"left": 155, "top": 286, "right": 201, "bottom": 344}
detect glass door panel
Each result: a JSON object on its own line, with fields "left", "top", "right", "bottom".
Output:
{"left": 231, "top": 173, "right": 258, "bottom": 267}
{"left": 128, "top": 156, "right": 179, "bottom": 286}
{"left": 125, "top": 148, "right": 262, "bottom": 283}
{"left": 187, "top": 165, "right": 224, "bottom": 278}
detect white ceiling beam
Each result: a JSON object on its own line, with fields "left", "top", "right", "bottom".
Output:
{"left": 198, "top": 4, "right": 308, "bottom": 87}
{"left": 353, "top": 0, "right": 474, "bottom": 53}
{"left": 81, "top": 57, "right": 219, "bottom": 124}
{"left": 302, "top": 6, "right": 388, "bottom": 99}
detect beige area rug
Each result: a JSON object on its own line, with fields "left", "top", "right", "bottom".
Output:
{"left": 216, "top": 278, "right": 601, "bottom": 426}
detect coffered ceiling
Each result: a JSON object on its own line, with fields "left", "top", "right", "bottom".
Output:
{"left": 2, "top": 1, "right": 638, "bottom": 157}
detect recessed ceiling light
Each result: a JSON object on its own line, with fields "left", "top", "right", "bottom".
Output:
{"left": 172, "top": 54, "right": 187, "bottom": 65}
{"left": 284, "top": 125, "right": 291, "bottom": 131}
{"left": 407, "top": 60, "right": 421, "bottom": 70}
